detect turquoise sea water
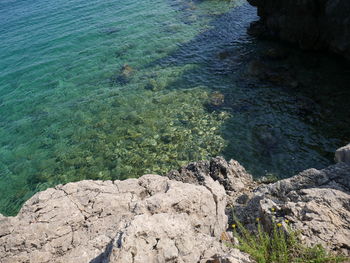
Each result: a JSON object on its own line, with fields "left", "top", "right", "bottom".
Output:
{"left": 1, "top": 0, "right": 350, "bottom": 215}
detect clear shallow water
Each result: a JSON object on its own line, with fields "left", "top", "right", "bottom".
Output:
{"left": 1, "top": 0, "right": 350, "bottom": 215}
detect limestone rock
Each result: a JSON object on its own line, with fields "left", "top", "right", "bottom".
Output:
{"left": 1, "top": 149, "right": 349, "bottom": 261}
{"left": 109, "top": 214, "right": 251, "bottom": 263}
{"left": 0, "top": 174, "right": 251, "bottom": 263}
{"left": 167, "top": 156, "right": 255, "bottom": 198}
{"left": 335, "top": 143, "right": 350, "bottom": 164}
{"left": 237, "top": 162, "right": 350, "bottom": 255}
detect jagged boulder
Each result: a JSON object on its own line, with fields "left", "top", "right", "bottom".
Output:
{"left": 335, "top": 143, "right": 350, "bottom": 164}
{"left": 167, "top": 156, "right": 256, "bottom": 198}
{"left": 0, "top": 174, "right": 251, "bottom": 263}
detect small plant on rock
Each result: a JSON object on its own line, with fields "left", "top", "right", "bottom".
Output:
{"left": 228, "top": 215, "right": 349, "bottom": 263}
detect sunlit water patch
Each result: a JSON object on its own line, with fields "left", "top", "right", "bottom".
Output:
{"left": 1, "top": 0, "right": 350, "bottom": 215}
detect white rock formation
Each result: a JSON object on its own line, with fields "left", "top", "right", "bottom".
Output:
{"left": 1, "top": 150, "right": 349, "bottom": 262}
{"left": 238, "top": 162, "right": 350, "bottom": 255}
{"left": 335, "top": 143, "right": 350, "bottom": 164}
{"left": 0, "top": 173, "right": 251, "bottom": 263}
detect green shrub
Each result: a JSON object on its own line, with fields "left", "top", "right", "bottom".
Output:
{"left": 228, "top": 217, "right": 349, "bottom": 263}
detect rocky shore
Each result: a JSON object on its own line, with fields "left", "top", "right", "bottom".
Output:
{"left": 247, "top": 0, "right": 350, "bottom": 59}
{"left": 0, "top": 144, "right": 349, "bottom": 263}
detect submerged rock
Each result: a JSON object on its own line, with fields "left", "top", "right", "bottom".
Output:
{"left": 209, "top": 92, "right": 225, "bottom": 107}
{"left": 100, "top": 27, "right": 121, "bottom": 35}
{"left": 253, "top": 126, "right": 281, "bottom": 155}
{"left": 144, "top": 78, "right": 164, "bottom": 91}
{"left": 247, "top": 60, "right": 267, "bottom": 78}
{"left": 121, "top": 64, "right": 133, "bottom": 78}
{"left": 217, "top": 50, "right": 232, "bottom": 60}
{"left": 263, "top": 47, "right": 288, "bottom": 60}
{"left": 247, "top": 60, "right": 298, "bottom": 88}
{"left": 110, "top": 64, "right": 135, "bottom": 85}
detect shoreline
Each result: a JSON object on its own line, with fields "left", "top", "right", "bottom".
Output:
{"left": 1, "top": 144, "right": 349, "bottom": 262}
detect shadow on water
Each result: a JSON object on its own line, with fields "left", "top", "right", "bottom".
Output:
{"left": 148, "top": 2, "right": 350, "bottom": 178}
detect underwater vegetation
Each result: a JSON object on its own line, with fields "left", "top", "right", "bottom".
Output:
{"left": 0, "top": 62, "right": 230, "bottom": 215}
{"left": 0, "top": 0, "right": 243, "bottom": 215}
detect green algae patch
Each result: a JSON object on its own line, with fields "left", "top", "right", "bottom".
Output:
{"left": 57, "top": 87, "right": 229, "bottom": 182}
{"left": 0, "top": 84, "right": 229, "bottom": 215}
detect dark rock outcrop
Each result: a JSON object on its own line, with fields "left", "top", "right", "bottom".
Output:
{"left": 166, "top": 156, "right": 256, "bottom": 198}
{"left": 247, "top": 0, "right": 350, "bottom": 59}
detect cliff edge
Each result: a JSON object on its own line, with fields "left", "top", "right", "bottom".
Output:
{"left": 0, "top": 145, "right": 349, "bottom": 263}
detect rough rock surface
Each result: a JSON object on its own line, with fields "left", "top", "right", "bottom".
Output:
{"left": 1, "top": 148, "right": 350, "bottom": 262}
{"left": 0, "top": 174, "right": 251, "bottom": 263}
{"left": 247, "top": 0, "right": 350, "bottom": 59}
{"left": 235, "top": 161, "right": 350, "bottom": 255}
{"left": 335, "top": 143, "right": 350, "bottom": 164}
{"left": 167, "top": 156, "right": 256, "bottom": 199}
